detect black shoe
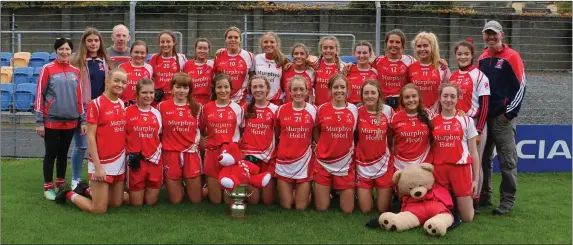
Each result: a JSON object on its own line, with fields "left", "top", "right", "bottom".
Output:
{"left": 55, "top": 183, "right": 71, "bottom": 204}
{"left": 492, "top": 206, "right": 511, "bottom": 216}
{"left": 73, "top": 181, "right": 90, "bottom": 197}
{"left": 478, "top": 198, "right": 493, "bottom": 208}
{"left": 447, "top": 209, "right": 463, "bottom": 231}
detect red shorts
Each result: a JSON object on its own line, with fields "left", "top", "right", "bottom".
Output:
{"left": 275, "top": 155, "right": 315, "bottom": 184}
{"left": 128, "top": 160, "right": 164, "bottom": 191}
{"left": 406, "top": 200, "right": 451, "bottom": 224}
{"left": 88, "top": 173, "right": 125, "bottom": 184}
{"left": 356, "top": 164, "right": 395, "bottom": 189}
{"left": 314, "top": 160, "right": 356, "bottom": 190}
{"left": 433, "top": 164, "right": 472, "bottom": 197}
{"left": 203, "top": 147, "right": 224, "bottom": 178}
{"left": 163, "top": 151, "right": 202, "bottom": 180}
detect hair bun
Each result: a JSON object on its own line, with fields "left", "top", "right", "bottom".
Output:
{"left": 465, "top": 37, "right": 474, "bottom": 44}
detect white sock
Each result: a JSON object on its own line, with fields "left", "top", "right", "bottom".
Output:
{"left": 70, "top": 193, "right": 78, "bottom": 203}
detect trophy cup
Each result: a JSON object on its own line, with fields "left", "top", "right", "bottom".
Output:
{"left": 226, "top": 184, "right": 253, "bottom": 218}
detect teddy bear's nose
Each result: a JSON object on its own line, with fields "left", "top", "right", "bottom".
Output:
{"left": 414, "top": 191, "right": 422, "bottom": 197}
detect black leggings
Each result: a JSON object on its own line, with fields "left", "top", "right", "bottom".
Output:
{"left": 43, "top": 128, "right": 74, "bottom": 183}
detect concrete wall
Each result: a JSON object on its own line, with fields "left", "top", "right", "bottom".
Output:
{"left": 1, "top": 7, "right": 571, "bottom": 71}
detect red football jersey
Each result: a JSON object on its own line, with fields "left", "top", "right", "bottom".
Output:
{"left": 372, "top": 55, "right": 415, "bottom": 98}
{"left": 274, "top": 102, "right": 317, "bottom": 179}
{"left": 314, "top": 59, "right": 343, "bottom": 106}
{"left": 355, "top": 105, "right": 394, "bottom": 179}
{"left": 86, "top": 95, "right": 126, "bottom": 175}
{"left": 200, "top": 101, "right": 243, "bottom": 148}
{"left": 346, "top": 64, "right": 378, "bottom": 104}
{"left": 449, "top": 66, "right": 490, "bottom": 117}
{"left": 118, "top": 62, "right": 153, "bottom": 102}
{"left": 432, "top": 114, "right": 478, "bottom": 165}
{"left": 390, "top": 109, "right": 433, "bottom": 170}
{"left": 213, "top": 49, "right": 254, "bottom": 104}
{"left": 240, "top": 102, "right": 279, "bottom": 162}
{"left": 408, "top": 61, "right": 451, "bottom": 112}
{"left": 315, "top": 102, "right": 358, "bottom": 175}
{"left": 183, "top": 59, "right": 214, "bottom": 105}
{"left": 157, "top": 99, "right": 201, "bottom": 152}
{"left": 125, "top": 105, "right": 162, "bottom": 164}
{"left": 281, "top": 66, "right": 315, "bottom": 103}
{"left": 149, "top": 53, "right": 187, "bottom": 94}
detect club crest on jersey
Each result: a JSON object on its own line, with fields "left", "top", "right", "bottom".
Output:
{"left": 70, "top": 74, "right": 77, "bottom": 81}
{"left": 99, "top": 63, "right": 105, "bottom": 71}
{"left": 179, "top": 111, "right": 183, "bottom": 117}
{"left": 172, "top": 64, "right": 178, "bottom": 72}
{"left": 346, "top": 114, "right": 353, "bottom": 123}
{"left": 266, "top": 112, "right": 272, "bottom": 121}
{"left": 495, "top": 59, "right": 504, "bottom": 69}
{"left": 305, "top": 114, "right": 311, "bottom": 123}
{"left": 143, "top": 116, "right": 147, "bottom": 121}
{"left": 228, "top": 111, "right": 234, "bottom": 119}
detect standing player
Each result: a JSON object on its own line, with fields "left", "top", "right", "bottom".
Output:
{"left": 345, "top": 41, "right": 378, "bottom": 105}
{"left": 431, "top": 83, "right": 480, "bottom": 222}
{"left": 281, "top": 43, "right": 315, "bottom": 104}
{"left": 149, "top": 30, "right": 187, "bottom": 104}
{"left": 274, "top": 76, "right": 317, "bottom": 210}
{"left": 119, "top": 40, "right": 153, "bottom": 105}
{"left": 158, "top": 73, "right": 202, "bottom": 204}
{"left": 253, "top": 32, "right": 290, "bottom": 106}
{"left": 183, "top": 38, "right": 214, "bottom": 105}
{"left": 124, "top": 79, "right": 162, "bottom": 206}
{"left": 201, "top": 74, "right": 244, "bottom": 204}
{"left": 240, "top": 75, "right": 279, "bottom": 205}
{"left": 312, "top": 36, "right": 346, "bottom": 106}
{"left": 107, "top": 24, "right": 131, "bottom": 67}
{"left": 408, "top": 32, "right": 451, "bottom": 114}
{"left": 55, "top": 68, "right": 128, "bottom": 214}
{"left": 213, "top": 27, "right": 255, "bottom": 106}
{"left": 355, "top": 80, "right": 395, "bottom": 213}
{"left": 390, "top": 83, "right": 434, "bottom": 170}
{"left": 313, "top": 74, "right": 358, "bottom": 214}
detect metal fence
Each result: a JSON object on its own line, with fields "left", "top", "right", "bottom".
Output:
{"left": 0, "top": 2, "right": 571, "bottom": 158}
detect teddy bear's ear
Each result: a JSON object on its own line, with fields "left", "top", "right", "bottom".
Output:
{"left": 392, "top": 170, "right": 402, "bottom": 184}
{"left": 420, "top": 163, "right": 434, "bottom": 172}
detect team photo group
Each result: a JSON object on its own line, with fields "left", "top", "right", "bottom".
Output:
{"left": 36, "top": 18, "right": 525, "bottom": 228}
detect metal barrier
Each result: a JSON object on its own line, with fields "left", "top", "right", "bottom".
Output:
{"left": 241, "top": 31, "right": 356, "bottom": 54}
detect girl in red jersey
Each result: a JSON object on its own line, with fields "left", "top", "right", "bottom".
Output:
{"left": 313, "top": 74, "right": 358, "bottom": 213}
{"left": 240, "top": 75, "right": 279, "bottom": 205}
{"left": 253, "top": 32, "right": 290, "bottom": 106}
{"left": 213, "top": 27, "right": 255, "bottom": 105}
{"left": 312, "top": 36, "right": 347, "bottom": 106}
{"left": 274, "top": 75, "right": 317, "bottom": 210}
{"left": 408, "top": 32, "right": 451, "bottom": 114}
{"left": 55, "top": 68, "right": 128, "bottom": 214}
{"left": 201, "top": 73, "right": 244, "bottom": 204}
{"left": 448, "top": 39, "right": 491, "bottom": 206}
{"left": 390, "top": 83, "right": 434, "bottom": 170}
{"left": 119, "top": 40, "right": 153, "bottom": 106}
{"left": 149, "top": 30, "right": 187, "bottom": 104}
{"left": 157, "top": 73, "right": 203, "bottom": 204}
{"left": 355, "top": 80, "right": 395, "bottom": 213}
{"left": 345, "top": 41, "right": 378, "bottom": 105}
{"left": 281, "top": 43, "right": 315, "bottom": 104}
{"left": 431, "top": 83, "right": 480, "bottom": 222}
{"left": 124, "top": 79, "right": 162, "bottom": 206}
{"left": 183, "top": 38, "right": 214, "bottom": 105}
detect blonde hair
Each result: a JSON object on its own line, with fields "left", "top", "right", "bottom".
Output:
{"left": 412, "top": 32, "right": 441, "bottom": 68}
{"left": 104, "top": 68, "right": 127, "bottom": 92}
{"left": 288, "top": 75, "right": 309, "bottom": 93}
{"left": 318, "top": 36, "right": 341, "bottom": 69}
{"left": 259, "top": 32, "right": 289, "bottom": 67}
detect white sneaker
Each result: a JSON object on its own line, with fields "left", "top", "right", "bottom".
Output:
{"left": 71, "top": 179, "right": 80, "bottom": 190}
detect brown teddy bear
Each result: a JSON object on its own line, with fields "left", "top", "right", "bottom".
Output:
{"left": 378, "top": 163, "right": 454, "bottom": 236}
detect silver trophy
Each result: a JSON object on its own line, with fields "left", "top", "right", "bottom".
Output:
{"left": 225, "top": 184, "right": 253, "bottom": 218}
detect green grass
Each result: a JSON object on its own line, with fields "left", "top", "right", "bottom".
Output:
{"left": 1, "top": 158, "right": 571, "bottom": 244}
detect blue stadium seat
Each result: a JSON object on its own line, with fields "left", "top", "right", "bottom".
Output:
{"left": 49, "top": 53, "right": 57, "bottom": 62}
{"left": 29, "top": 67, "right": 42, "bottom": 84}
{"left": 14, "top": 83, "right": 36, "bottom": 111}
{"left": 0, "top": 52, "right": 12, "bottom": 67}
{"left": 29, "top": 52, "right": 50, "bottom": 68}
{"left": 146, "top": 53, "right": 155, "bottom": 63}
{"left": 286, "top": 55, "right": 293, "bottom": 62}
{"left": 341, "top": 56, "right": 357, "bottom": 64}
{"left": 13, "top": 67, "right": 34, "bottom": 85}
{"left": 0, "top": 83, "right": 14, "bottom": 111}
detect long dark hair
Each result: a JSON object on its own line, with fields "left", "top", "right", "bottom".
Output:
{"left": 210, "top": 73, "right": 233, "bottom": 101}
{"left": 399, "top": 83, "right": 433, "bottom": 144}
{"left": 245, "top": 75, "right": 271, "bottom": 120}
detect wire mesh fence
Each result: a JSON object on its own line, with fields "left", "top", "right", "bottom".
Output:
{"left": 0, "top": 2, "right": 571, "bottom": 158}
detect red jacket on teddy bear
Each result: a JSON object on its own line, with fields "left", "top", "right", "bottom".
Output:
{"left": 218, "top": 142, "right": 272, "bottom": 191}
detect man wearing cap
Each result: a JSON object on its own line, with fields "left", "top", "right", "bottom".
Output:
{"left": 107, "top": 24, "right": 131, "bottom": 67}
{"left": 477, "top": 20, "right": 526, "bottom": 216}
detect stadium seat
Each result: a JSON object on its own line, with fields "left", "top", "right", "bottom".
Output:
{"left": 30, "top": 67, "right": 42, "bottom": 84}
{"left": 49, "top": 53, "right": 57, "bottom": 62}
{"left": 29, "top": 52, "right": 50, "bottom": 68}
{"left": 146, "top": 53, "right": 154, "bottom": 63}
{"left": 341, "top": 56, "right": 357, "bottom": 64}
{"left": 14, "top": 83, "right": 36, "bottom": 111}
{"left": 286, "top": 55, "right": 293, "bottom": 62}
{"left": 0, "top": 52, "right": 12, "bottom": 66}
{"left": 0, "top": 83, "right": 14, "bottom": 111}
{"left": 1, "top": 66, "right": 13, "bottom": 83}
{"left": 13, "top": 67, "right": 34, "bottom": 85}
{"left": 11, "top": 52, "right": 31, "bottom": 68}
